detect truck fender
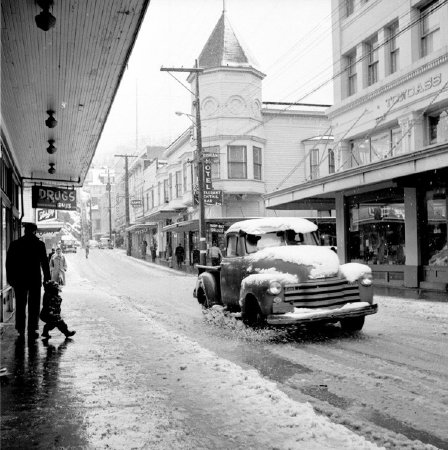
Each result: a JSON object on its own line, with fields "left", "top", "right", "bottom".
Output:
{"left": 196, "top": 272, "right": 218, "bottom": 308}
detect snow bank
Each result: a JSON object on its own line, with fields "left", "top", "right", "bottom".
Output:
{"left": 248, "top": 246, "right": 340, "bottom": 279}
{"left": 340, "top": 263, "right": 372, "bottom": 283}
{"left": 227, "top": 217, "right": 318, "bottom": 235}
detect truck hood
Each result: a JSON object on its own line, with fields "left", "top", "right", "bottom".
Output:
{"left": 246, "top": 245, "right": 340, "bottom": 280}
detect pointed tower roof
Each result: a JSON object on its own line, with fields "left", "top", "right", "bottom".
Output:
{"left": 198, "top": 11, "right": 260, "bottom": 71}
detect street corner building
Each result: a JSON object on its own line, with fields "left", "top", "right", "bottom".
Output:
{"left": 265, "top": 0, "right": 448, "bottom": 295}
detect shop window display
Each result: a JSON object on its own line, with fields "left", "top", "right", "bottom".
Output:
{"left": 349, "top": 202, "right": 406, "bottom": 265}
{"left": 425, "top": 190, "right": 447, "bottom": 266}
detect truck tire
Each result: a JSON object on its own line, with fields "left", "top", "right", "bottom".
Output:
{"left": 197, "top": 272, "right": 217, "bottom": 309}
{"left": 340, "top": 316, "right": 365, "bottom": 332}
{"left": 241, "top": 295, "right": 266, "bottom": 327}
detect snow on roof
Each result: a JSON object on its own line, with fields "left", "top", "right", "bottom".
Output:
{"left": 247, "top": 246, "right": 340, "bottom": 279}
{"left": 226, "top": 217, "right": 318, "bottom": 235}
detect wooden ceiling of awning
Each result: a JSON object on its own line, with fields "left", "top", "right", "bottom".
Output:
{"left": 1, "top": 0, "right": 149, "bottom": 186}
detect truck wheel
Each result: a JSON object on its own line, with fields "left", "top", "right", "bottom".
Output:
{"left": 197, "top": 273, "right": 217, "bottom": 309}
{"left": 340, "top": 316, "right": 365, "bottom": 332}
{"left": 242, "top": 296, "right": 266, "bottom": 327}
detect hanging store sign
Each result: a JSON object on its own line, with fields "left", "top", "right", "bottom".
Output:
{"left": 32, "top": 186, "right": 77, "bottom": 211}
{"left": 204, "top": 189, "right": 223, "bottom": 205}
{"left": 37, "top": 208, "right": 56, "bottom": 222}
{"left": 130, "top": 199, "right": 142, "bottom": 207}
{"left": 208, "top": 223, "right": 225, "bottom": 233}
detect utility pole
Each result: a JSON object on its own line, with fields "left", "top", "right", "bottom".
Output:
{"left": 115, "top": 154, "right": 137, "bottom": 256}
{"left": 107, "top": 169, "right": 112, "bottom": 243}
{"left": 161, "top": 60, "right": 207, "bottom": 264}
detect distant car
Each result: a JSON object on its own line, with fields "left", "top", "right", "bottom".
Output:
{"left": 99, "top": 237, "right": 113, "bottom": 249}
{"left": 88, "top": 240, "right": 99, "bottom": 249}
{"left": 60, "top": 238, "right": 77, "bottom": 253}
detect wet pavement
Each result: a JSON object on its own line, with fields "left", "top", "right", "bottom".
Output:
{"left": 1, "top": 250, "right": 447, "bottom": 450}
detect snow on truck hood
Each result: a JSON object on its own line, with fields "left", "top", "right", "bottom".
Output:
{"left": 226, "top": 217, "right": 318, "bottom": 235}
{"left": 247, "top": 245, "right": 340, "bottom": 279}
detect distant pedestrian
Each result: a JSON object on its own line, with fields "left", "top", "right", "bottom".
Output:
{"left": 150, "top": 241, "right": 157, "bottom": 262}
{"left": 208, "top": 242, "right": 222, "bottom": 266}
{"left": 175, "top": 244, "right": 185, "bottom": 268}
{"left": 85, "top": 243, "right": 90, "bottom": 259}
{"left": 6, "top": 222, "right": 51, "bottom": 339}
{"left": 141, "top": 240, "right": 148, "bottom": 259}
{"left": 50, "top": 247, "right": 67, "bottom": 285}
{"left": 48, "top": 247, "right": 56, "bottom": 261}
{"left": 40, "top": 281, "right": 76, "bottom": 339}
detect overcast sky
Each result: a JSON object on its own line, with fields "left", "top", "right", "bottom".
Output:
{"left": 94, "top": 0, "right": 333, "bottom": 161}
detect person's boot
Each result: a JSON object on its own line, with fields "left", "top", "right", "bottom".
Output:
{"left": 41, "top": 326, "right": 51, "bottom": 339}
{"left": 65, "top": 330, "right": 76, "bottom": 338}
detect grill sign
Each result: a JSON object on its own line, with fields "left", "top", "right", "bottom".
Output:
{"left": 32, "top": 186, "right": 77, "bottom": 211}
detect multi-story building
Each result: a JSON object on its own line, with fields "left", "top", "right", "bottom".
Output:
{"left": 265, "top": 0, "right": 448, "bottom": 293}
{"left": 82, "top": 166, "right": 115, "bottom": 241}
{"left": 125, "top": 9, "right": 333, "bottom": 264}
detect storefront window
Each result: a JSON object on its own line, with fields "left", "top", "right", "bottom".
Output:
{"left": 349, "top": 201, "right": 406, "bottom": 265}
{"left": 425, "top": 189, "right": 447, "bottom": 266}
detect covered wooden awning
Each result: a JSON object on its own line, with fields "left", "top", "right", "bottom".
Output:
{"left": 1, "top": 0, "right": 150, "bottom": 187}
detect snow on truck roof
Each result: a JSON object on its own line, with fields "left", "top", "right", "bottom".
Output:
{"left": 226, "top": 217, "right": 318, "bottom": 235}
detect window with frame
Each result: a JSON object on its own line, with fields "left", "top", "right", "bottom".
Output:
{"left": 346, "top": 52, "right": 357, "bottom": 97}
{"left": 428, "top": 110, "right": 448, "bottom": 145}
{"left": 183, "top": 163, "right": 188, "bottom": 193}
{"left": 253, "top": 146, "right": 262, "bottom": 180}
{"left": 163, "top": 179, "right": 169, "bottom": 203}
{"left": 310, "top": 148, "right": 319, "bottom": 179}
{"left": 168, "top": 174, "right": 172, "bottom": 201}
{"left": 150, "top": 188, "right": 154, "bottom": 209}
{"left": 421, "top": 0, "right": 440, "bottom": 57}
{"left": 175, "top": 171, "right": 182, "bottom": 198}
{"left": 388, "top": 21, "right": 399, "bottom": 74}
{"left": 328, "top": 148, "right": 335, "bottom": 174}
{"left": 366, "top": 35, "right": 379, "bottom": 86}
{"left": 345, "top": 0, "right": 354, "bottom": 17}
{"left": 157, "top": 181, "right": 161, "bottom": 206}
{"left": 227, "top": 145, "right": 247, "bottom": 179}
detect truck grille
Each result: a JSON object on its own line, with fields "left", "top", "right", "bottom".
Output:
{"left": 283, "top": 278, "right": 360, "bottom": 308}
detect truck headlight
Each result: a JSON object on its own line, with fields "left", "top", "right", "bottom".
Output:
{"left": 268, "top": 280, "right": 282, "bottom": 295}
{"left": 359, "top": 272, "right": 372, "bottom": 286}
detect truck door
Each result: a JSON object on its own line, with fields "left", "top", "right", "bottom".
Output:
{"left": 220, "top": 234, "right": 246, "bottom": 307}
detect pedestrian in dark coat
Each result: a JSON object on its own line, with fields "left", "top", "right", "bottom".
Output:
{"left": 175, "top": 244, "right": 185, "bottom": 268}
{"left": 6, "top": 222, "right": 51, "bottom": 339}
{"left": 40, "top": 281, "right": 76, "bottom": 339}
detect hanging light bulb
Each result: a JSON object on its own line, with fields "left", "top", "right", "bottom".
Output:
{"left": 45, "top": 110, "right": 57, "bottom": 128}
{"left": 35, "top": 0, "right": 56, "bottom": 31}
{"left": 47, "top": 139, "right": 57, "bottom": 154}
{"left": 48, "top": 163, "right": 56, "bottom": 174}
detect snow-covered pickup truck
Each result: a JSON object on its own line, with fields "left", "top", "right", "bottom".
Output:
{"left": 193, "top": 217, "right": 378, "bottom": 330}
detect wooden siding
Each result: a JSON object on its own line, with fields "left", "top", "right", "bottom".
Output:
{"left": 263, "top": 113, "right": 330, "bottom": 194}
{"left": 1, "top": 0, "right": 149, "bottom": 184}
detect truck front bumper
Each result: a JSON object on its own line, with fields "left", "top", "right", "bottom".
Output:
{"left": 266, "top": 302, "right": 378, "bottom": 326}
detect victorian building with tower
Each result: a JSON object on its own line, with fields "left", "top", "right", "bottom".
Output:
{"left": 121, "top": 7, "right": 333, "bottom": 266}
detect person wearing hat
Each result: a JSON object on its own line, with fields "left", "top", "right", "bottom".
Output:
{"left": 6, "top": 222, "right": 51, "bottom": 339}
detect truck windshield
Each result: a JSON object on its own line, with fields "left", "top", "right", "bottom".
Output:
{"left": 247, "top": 231, "right": 319, "bottom": 253}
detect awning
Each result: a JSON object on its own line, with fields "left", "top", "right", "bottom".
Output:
{"left": 125, "top": 223, "right": 158, "bottom": 232}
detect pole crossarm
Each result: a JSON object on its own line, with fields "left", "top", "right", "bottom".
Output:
{"left": 160, "top": 67, "right": 204, "bottom": 73}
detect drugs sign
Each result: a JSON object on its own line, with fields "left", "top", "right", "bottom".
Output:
{"left": 32, "top": 186, "right": 77, "bottom": 211}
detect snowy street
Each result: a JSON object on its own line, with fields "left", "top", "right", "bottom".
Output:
{"left": 1, "top": 249, "right": 447, "bottom": 449}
